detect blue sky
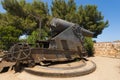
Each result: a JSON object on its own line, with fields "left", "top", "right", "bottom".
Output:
{"left": 0, "top": 0, "right": 120, "bottom": 42}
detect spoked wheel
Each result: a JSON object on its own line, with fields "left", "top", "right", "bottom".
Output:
{"left": 9, "top": 43, "right": 31, "bottom": 61}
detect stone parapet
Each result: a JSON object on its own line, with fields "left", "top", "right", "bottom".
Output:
{"left": 94, "top": 41, "right": 120, "bottom": 58}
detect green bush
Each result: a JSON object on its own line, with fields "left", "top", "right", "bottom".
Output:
{"left": 0, "top": 26, "right": 22, "bottom": 50}
{"left": 84, "top": 37, "right": 94, "bottom": 56}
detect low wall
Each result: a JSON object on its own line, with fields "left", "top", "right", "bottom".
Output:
{"left": 94, "top": 41, "right": 120, "bottom": 58}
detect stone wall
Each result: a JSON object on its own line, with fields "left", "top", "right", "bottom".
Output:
{"left": 94, "top": 41, "right": 120, "bottom": 58}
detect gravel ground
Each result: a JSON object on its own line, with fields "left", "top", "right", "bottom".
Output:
{"left": 0, "top": 56, "right": 120, "bottom": 80}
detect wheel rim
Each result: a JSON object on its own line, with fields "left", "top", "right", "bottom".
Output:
{"left": 9, "top": 43, "right": 31, "bottom": 61}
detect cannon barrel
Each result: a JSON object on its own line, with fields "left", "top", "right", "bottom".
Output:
{"left": 50, "top": 18, "right": 74, "bottom": 33}
{"left": 50, "top": 18, "right": 94, "bottom": 37}
{"left": 80, "top": 28, "right": 94, "bottom": 37}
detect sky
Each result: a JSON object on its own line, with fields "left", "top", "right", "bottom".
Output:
{"left": 0, "top": 0, "right": 120, "bottom": 42}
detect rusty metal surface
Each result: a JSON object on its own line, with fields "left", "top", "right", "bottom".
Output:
{"left": 8, "top": 43, "right": 31, "bottom": 61}
{"left": 50, "top": 18, "right": 94, "bottom": 37}
{"left": 31, "top": 48, "right": 80, "bottom": 62}
{"left": 50, "top": 18, "right": 74, "bottom": 33}
{"left": 0, "top": 18, "right": 94, "bottom": 72}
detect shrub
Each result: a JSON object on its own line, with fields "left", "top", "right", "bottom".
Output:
{"left": 84, "top": 37, "right": 94, "bottom": 56}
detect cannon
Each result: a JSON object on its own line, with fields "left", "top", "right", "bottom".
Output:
{"left": 0, "top": 18, "right": 94, "bottom": 72}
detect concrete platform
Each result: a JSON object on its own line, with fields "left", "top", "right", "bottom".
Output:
{"left": 1, "top": 56, "right": 120, "bottom": 80}
{"left": 24, "top": 60, "right": 96, "bottom": 77}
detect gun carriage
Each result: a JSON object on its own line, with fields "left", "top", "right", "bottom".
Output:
{"left": 0, "top": 18, "right": 94, "bottom": 72}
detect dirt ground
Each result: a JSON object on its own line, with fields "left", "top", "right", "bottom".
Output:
{"left": 0, "top": 56, "right": 120, "bottom": 80}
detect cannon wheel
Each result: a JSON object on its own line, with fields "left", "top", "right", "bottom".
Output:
{"left": 9, "top": 43, "right": 31, "bottom": 61}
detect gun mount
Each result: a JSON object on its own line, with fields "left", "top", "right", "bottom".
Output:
{"left": 0, "top": 18, "right": 95, "bottom": 73}
{"left": 49, "top": 18, "right": 94, "bottom": 56}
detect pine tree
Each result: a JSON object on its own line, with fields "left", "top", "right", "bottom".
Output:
{"left": 0, "top": 26, "right": 22, "bottom": 50}
{"left": 77, "top": 5, "right": 109, "bottom": 37}
{"left": 65, "top": 0, "right": 77, "bottom": 22}
{"left": 1, "top": 0, "right": 49, "bottom": 35}
{"left": 51, "top": 0, "right": 108, "bottom": 37}
{"left": 51, "top": 0, "right": 67, "bottom": 19}
{"left": 0, "top": 0, "right": 50, "bottom": 49}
